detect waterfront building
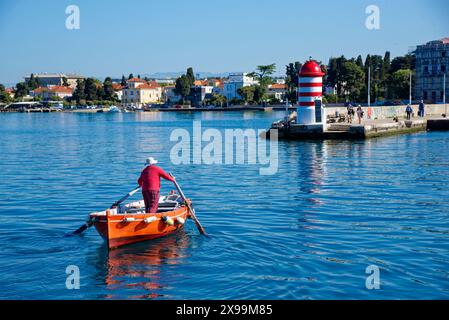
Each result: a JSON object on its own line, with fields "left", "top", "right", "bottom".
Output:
{"left": 24, "top": 73, "right": 84, "bottom": 89}
{"left": 5, "top": 87, "right": 15, "bottom": 99}
{"left": 122, "top": 78, "right": 162, "bottom": 107}
{"left": 189, "top": 86, "right": 214, "bottom": 107}
{"left": 415, "top": 38, "right": 449, "bottom": 103}
{"left": 194, "top": 80, "right": 209, "bottom": 86}
{"left": 274, "top": 78, "right": 286, "bottom": 85}
{"left": 154, "top": 79, "right": 175, "bottom": 85}
{"left": 112, "top": 83, "right": 124, "bottom": 101}
{"left": 31, "top": 86, "right": 73, "bottom": 100}
{"left": 267, "top": 83, "right": 287, "bottom": 102}
{"left": 163, "top": 86, "right": 181, "bottom": 104}
{"left": 223, "top": 73, "right": 258, "bottom": 101}
{"left": 207, "top": 78, "right": 224, "bottom": 88}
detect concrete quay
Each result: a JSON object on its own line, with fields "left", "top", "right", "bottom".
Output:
{"left": 268, "top": 117, "right": 449, "bottom": 140}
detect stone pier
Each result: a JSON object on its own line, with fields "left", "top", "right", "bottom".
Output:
{"left": 268, "top": 117, "right": 447, "bottom": 140}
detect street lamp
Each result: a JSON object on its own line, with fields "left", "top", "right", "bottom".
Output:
{"left": 444, "top": 73, "right": 447, "bottom": 116}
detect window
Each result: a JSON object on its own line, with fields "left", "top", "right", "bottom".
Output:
{"left": 424, "top": 66, "right": 429, "bottom": 73}
{"left": 443, "top": 51, "right": 446, "bottom": 57}
{"left": 442, "top": 65, "right": 447, "bottom": 72}
{"left": 423, "top": 91, "right": 428, "bottom": 100}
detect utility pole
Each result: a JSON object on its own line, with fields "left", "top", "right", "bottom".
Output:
{"left": 409, "top": 70, "right": 412, "bottom": 105}
{"left": 444, "top": 73, "right": 447, "bottom": 116}
{"left": 368, "top": 66, "right": 371, "bottom": 107}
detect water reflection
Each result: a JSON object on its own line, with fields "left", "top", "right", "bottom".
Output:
{"left": 95, "top": 230, "right": 190, "bottom": 299}
{"left": 287, "top": 141, "right": 328, "bottom": 205}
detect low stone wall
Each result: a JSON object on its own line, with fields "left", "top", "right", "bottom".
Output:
{"left": 323, "top": 104, "right": 447, "bottom": 120}
{"left": 362, "top": 119, "right": 427, "bottom": 138}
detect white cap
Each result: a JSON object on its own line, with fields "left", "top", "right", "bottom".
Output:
{"left": 145, "top": 157, "right": 158, "bottom": 166}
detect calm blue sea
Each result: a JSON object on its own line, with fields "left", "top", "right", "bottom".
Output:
{"left": 0, "top": 111, "right": 448, "bottom": 299}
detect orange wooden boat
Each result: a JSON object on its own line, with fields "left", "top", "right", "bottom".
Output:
{"left": 89, "top": 193, "right": 190, "bottom": 249}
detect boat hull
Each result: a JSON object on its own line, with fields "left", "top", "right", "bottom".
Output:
{"left": 92, "top": 207, "right": 189, "bottom": 249}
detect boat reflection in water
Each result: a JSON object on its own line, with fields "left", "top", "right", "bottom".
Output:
{"left": 98, "top": 230, "right": 191, "bottom": 299}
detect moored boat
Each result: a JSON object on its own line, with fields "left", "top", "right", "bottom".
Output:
{"left": 89, "top": 193, "right": 189, "bottom": 249}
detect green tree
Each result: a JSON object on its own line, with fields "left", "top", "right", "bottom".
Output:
{"left": 386, "top": 69, "right": 412, "bottom": 99}
{"left": 356, "top": 55, "right": 364, "bottom": 69}
{"left": 390, "top": 54, "right": 415, "bottom": 73}
{"left": 14, "top": 82, "right": 29, "bottom": 98}
{"left": 72, "top": 79, "right": 86, "bottom": 103}
{"left": 128, "top": 73, "right": 134, "bottom": 80}
{"left": 84, "top": 78, "right": 98, "bottom": 101}
{"left": 285, "top": 61, "right": 301, "bottom": 103}
{"left": 102, "top": 77, "right": 115, "bottom": 101}
{"left": 174, "top": 75, "right": 191, "bottom": 102}
{"left": 248, "top": 64, "right": 276, "bottom": 104}
{"left": 326, "top": 56, "right": 347, "bottom": 97}
{"left": 27, "top": 73, "right": 40, "bottom": 90}
{"left": 62, "top": 77, "right": 69, "bottom": 87}
{"left": 248, "top": 63, "right": 276, "bottom": 87}
{"left": 253, "top": 85, "right": 267, "bottom": 104}
{"left": 209, "top": 93, "right": 227, "bottom": 107}
{"left": 341, "top": 61, "right": 365, "bottom": 101}
{"left": 237, "top": 86, "right": 255, "bottom": 103}
{"left": 186, "top": 67, "right": 195, "bottom": 86}
{"left": 383, "top": 51, "right": 391, "bottom": 75}
{"left": 0, "top": 84, "right": 12, "bottom": 103}
{"left": 121, "top": 75, "right": 127, "bottom": 86}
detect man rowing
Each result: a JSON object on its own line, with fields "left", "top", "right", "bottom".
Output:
{"left": 138, "top": 157, "right": 175, "bottom": 213}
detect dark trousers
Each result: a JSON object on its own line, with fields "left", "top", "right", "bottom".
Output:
{"left": 406, "top": 112, "right": 411, "bottom": 120}
{"left": 142, "top": 190, "right": 160, "bottom": 213}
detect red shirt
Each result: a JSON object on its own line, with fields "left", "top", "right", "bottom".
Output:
{"left": 138, "top": 165, "right": 174, "bottom": 191}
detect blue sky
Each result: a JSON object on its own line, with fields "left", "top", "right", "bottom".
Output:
{"left": 0, "top": 0, "right": 448, "bottom": 84}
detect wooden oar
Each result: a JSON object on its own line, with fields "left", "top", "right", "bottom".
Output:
{"left": 170, "top": 174, "right": 206, "bottom": 236}
{"left": 72, "top": 186, "right": 141, "bottom": 235}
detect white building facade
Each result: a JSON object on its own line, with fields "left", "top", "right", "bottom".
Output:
{"left": 121, "top": 78, "right": 162, "bottom": 106}
{"left": 223, "top": 73, "right": 258, "bottom": 101}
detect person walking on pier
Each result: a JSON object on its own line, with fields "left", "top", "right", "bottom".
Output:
{"left": 418, "top": 100, "right": 425, "bottom": 117}
{"left": 138, "top": 157, "right": 175, "bottom": 213}
{"left": 347, "top": 104, "right": 355, "bottom": 123}
{"left": 406, "top": 105, "right": 413, "bottom": 120}
{"left": 356, "top": 105, "right": 364, "bottom": 124}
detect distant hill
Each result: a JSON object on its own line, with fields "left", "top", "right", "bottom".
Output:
{"left": 140, "top": 71, "right": 231, "bottom": 79}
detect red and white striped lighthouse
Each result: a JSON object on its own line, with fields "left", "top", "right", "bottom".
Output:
{"left": 297, "top": 59, "right": 325, "bottom": 124}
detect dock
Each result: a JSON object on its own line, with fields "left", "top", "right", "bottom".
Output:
{"left": 267, "top": 117, "right": 449, "bottom": 140}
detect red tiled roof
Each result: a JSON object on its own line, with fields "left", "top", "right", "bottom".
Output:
{"left": 441, "top": 37, "right": 449, "bottom": 44}
{"left": 269, "top": 83, "right": 286, "bottom": 89}
{"left": 112, "top": 83, "right": 123, "bottom": 90}
{"left": 137, "top": 83, "right": 160, "bottom": 90}
{"left": 33, "top": 86, "right": 73, "bottom": 94}
{"left": 50, "top": 86, "right": 73, "bottom": 93}
{"left": 194, "top": 80, "right": 208, "bottom": 86}
{"left": 127, "top": 77, "right": 145, "bottom": 83}
{"left": 33, "top": 87, "right": 49, "bottom": 93}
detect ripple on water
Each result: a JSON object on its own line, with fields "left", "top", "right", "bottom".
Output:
{"left": 0, "top": 112, "right": 448, "bottom": 299}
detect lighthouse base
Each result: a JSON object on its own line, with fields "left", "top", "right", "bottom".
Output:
{"left": 297, "top": 107, "right": 322, "bottom": 125}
